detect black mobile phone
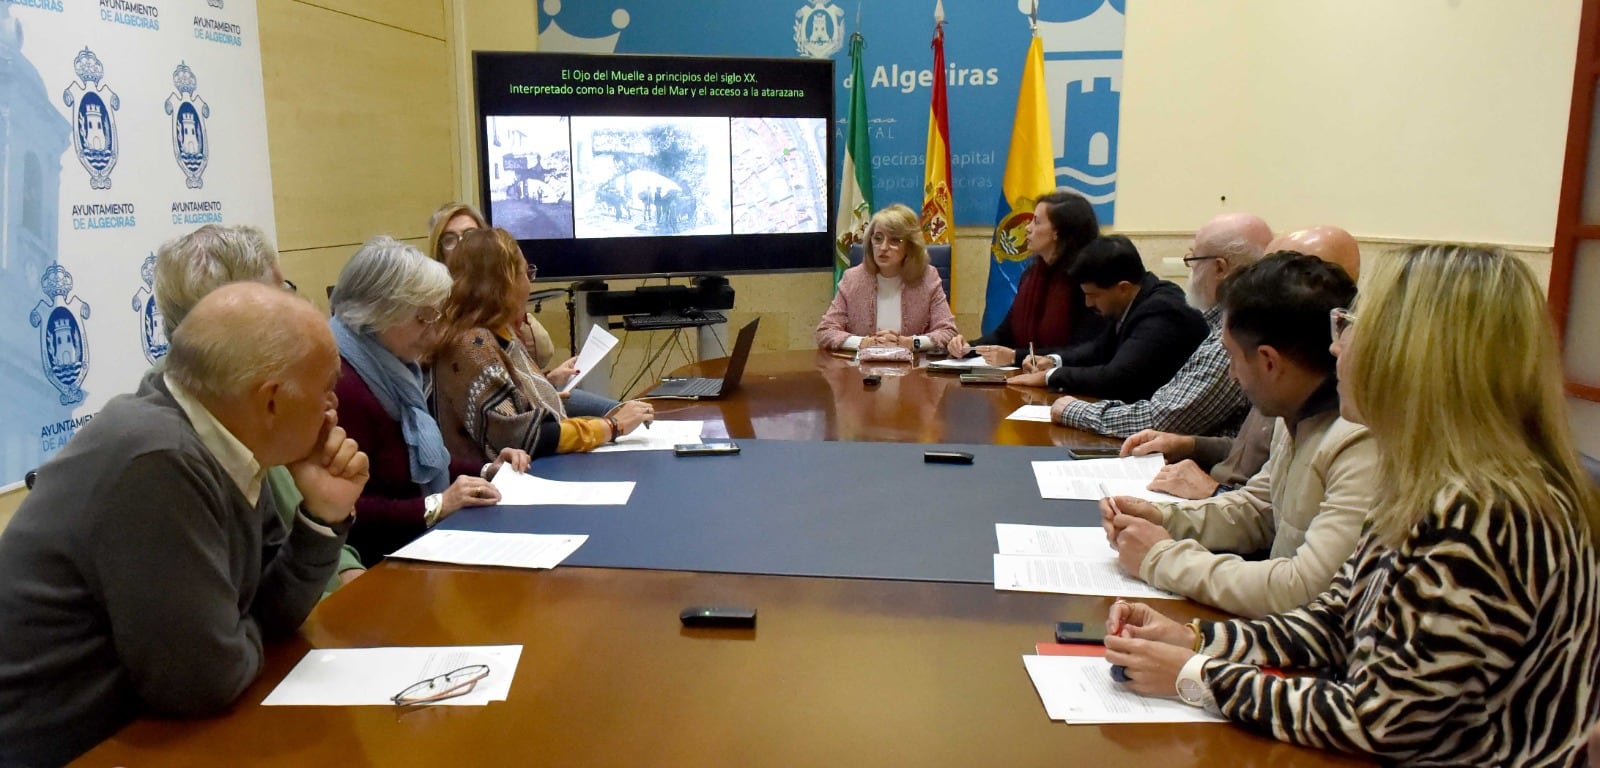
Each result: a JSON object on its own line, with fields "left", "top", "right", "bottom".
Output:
{"left": 1067, "top": 447, "right": 1121, "bottom": 460}
{"left": 923, "top": 450, "right": 974, "bottom": 465}
{"left": 1054, "top": 621, "right": 1107, "bottom": 645}
{"left": 674, "top": 441, "right": 741, "bottom": 457}
{"left": 680, "top": 605, "right": 757, "bottom": 628}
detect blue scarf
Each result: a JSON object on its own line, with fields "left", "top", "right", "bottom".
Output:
{"left": 329, "top": 317, "right": 450, "bottom": 494}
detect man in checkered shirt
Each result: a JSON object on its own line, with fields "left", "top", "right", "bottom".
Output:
{"left": 1048, "top": 213, "right": 1269, "bottom": 439}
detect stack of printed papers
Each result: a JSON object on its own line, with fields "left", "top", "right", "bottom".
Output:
{"left": 591, "top": 420, "right": 704, "bottom": 453}
{"left": 390, "top": 530, "right": 587, "bottom": 570}
{"left": 1030, "top": 454, "right": 1183, "bottom": 502}
{"left": 992, "top": 523, "right": 1177, "bottom": 599}
{"left": 491, "top": 467, "right": 635, "bottom": 505}
{"left": 1022, "top": 654, "right": 1225, "bottom": 724}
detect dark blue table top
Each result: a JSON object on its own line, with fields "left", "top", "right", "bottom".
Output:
{"left": 439, "top": 439, "right": 1102, "bottom": 584}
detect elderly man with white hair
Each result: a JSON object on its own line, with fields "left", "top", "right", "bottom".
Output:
{"left": 0, "top": 283, "right": 369, "bottom": 766}
{"left": 152, "top": 223, "right": 366, "bottom": 590}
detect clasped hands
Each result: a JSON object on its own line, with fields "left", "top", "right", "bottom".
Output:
{"left": 862, "top": 330, "right": 915, "bottom": 350}
{"left": 1103, "top": 600, "right": 1202, "bottom": 697}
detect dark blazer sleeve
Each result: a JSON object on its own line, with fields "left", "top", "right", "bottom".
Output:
{"left": 1046, "top": 296, "right": 1207, "bottom": 400}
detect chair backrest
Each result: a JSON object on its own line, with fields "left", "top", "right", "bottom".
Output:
{"left": 847, "top": 243, "right": 953, "bottom": 297}
{"left": 1582, "top": 453, "right": 1600, "bottom": 490}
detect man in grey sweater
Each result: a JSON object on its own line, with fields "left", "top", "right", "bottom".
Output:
{"left": 0, "top": 283, "right": 369, "bottom": 766}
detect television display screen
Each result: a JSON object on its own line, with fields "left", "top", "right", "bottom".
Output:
{"left": 475, "top": 52, "right": 836, "bottom": 282}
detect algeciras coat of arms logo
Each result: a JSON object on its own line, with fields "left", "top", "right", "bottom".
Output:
{"left": 165, "top": 62, "right": 210, "bottom": 190}
{"left": 131, "top": 253, "right": 168, "bottom": 364}
{"left": 989, "top": 197, "right": 1041, "bottom": 264}
{"left": 62, "top": 48, "right": 120, "bottom": 190}
{"left": 30, "top": 265, "right": 91, "bottom": 406}
{"left": 794, "top": 0, "right": 845, "bottom": 59}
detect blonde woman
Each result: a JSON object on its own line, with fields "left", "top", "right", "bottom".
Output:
{"left": 815, "top": 203, "right": 957, "bottom": 352}
{"left": 1103, "top": 244, "right": 1600, "bottom": 765}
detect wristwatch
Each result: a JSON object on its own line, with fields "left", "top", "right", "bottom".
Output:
{"left": 423, "top": 493, "right": 443, "bottom": 527}
{"left": 1175, "top": 655, "right": 1217, "bottom": 710}
{"left": 912, "top": 336, "right": 924, "bottom": 351}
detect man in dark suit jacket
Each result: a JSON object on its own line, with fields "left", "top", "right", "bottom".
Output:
{"left": 1010, "top": 235, "right": 1207, "bottom": 400}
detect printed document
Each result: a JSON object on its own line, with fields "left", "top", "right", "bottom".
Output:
{"left": 264, "top": 645, "right": 523, "bottom": 707}
{"left": 925, "top": 356, "right": 1018, "bottom": 371}
{"left": 1022, "top": 654, "right": 1225, "bottom": 724}
{"left": 560, "top": 324, "right": 620, "bottom": 393}
{"left": 1030, "top": 454, "right": 1183, "bottom": 502}
{"left": 389, "top": 529, "right": 587, "bottom": 570}
{"left": 993, "top": 553, "right": 1178, "bottom": 599}
{"left": 491, "top": 466, "right": 634, "bottom": 505}
{"left": 591, "top": 419, "right": 704, "bottom": 453}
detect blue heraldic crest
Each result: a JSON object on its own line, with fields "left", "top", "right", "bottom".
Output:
{"left": 165, "top": 62, "right": 209, "bottom": 189}
{"left": 131, "top": 253, "right": 167, "bottom": 363}
{"left": 62, "top": 48, "right": 119, "bottom": 190}
{"left": 30, "top": 265, "right": 91, "bottom": 406}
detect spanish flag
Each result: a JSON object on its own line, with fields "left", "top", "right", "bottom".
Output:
{"left": 833, "top": 32, "right": 874, "bottom": 288}
{"left": 981, "top": 32, "right": 1054, "bottom": 334}
{"left": 920, "top": 1, "right": 954, "bottom": 254}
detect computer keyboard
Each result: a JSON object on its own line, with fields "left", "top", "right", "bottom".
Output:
{"left": 623, "top": 310, "right": 727, "bottom": 331}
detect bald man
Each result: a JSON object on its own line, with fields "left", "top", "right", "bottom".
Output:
{"left": 0, "top": 283, "right": 368, "bottom": 766}
{"left": 1049, "top": 213, "right": 1267, "bottom": 438}
{"left": 1124, "top": 225, "right": 1361, "bottom": 499}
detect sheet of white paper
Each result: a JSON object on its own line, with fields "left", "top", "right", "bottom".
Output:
{"left": 925, "top": 356, "right": 1018, "bottom": 371}
{"left": 491, "top": 467, "right": 634, "bottom": 506}
{"left": 1023, "top": 655, "right": 1226, "bottom": 724}
{"left": 1030, "top": 455, "right": 1183, "bottom": 502}
{"left": 389, "top": 529, "right": 587, "bottom": 569}
{"left": 993, "top": 553, "right": 1179, "bottom": 599}
{"left": 590, "top": 419, "right": 704, "bottom": 453}
{"left": 1006, "top": 405, "right": 1053, "bottom": 423}
{"left": 560, "top": 324, "right": 620, "bottom": 393}
{"left": 995, "top": 523, "right": 1121, "bottom": 559}
{"left": 263, "top": 645, "right": 523, "bottom": 707}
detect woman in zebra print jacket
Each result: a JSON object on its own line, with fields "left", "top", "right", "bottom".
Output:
{"left": 1104, "top": 244, "right": 1600, "bottom": 766}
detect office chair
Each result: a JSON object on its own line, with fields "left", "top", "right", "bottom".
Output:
{"left": 847, "top": 243, "right": 953, "bottom": 297}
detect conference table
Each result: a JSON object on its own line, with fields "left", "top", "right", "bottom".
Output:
{"left": 75, "top": 350, "right": 1372, "bottom": 767}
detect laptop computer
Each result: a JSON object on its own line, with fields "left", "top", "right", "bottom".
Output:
{"left": 643, "top": 318, "right": 760, "bottom": 399}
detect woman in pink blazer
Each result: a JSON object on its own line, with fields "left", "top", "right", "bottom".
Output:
{"left": 815, "top": 203, "right": 958, "bottom": 352}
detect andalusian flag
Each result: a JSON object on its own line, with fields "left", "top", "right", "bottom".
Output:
{"left": 833, "top": 32, "right": 874, "bottom": 287}
{"left": 920, "top": 1, "right": 954, "bottom": 253}
{"left": 981, "top": 32, "right": 1054, "bottom": 334}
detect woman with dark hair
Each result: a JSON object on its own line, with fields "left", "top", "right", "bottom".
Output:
{"left": 946, "top": 188, "right": 1105, "bottom": 366}
{"left": 431, "top": 228, "right": 652, "bottom": 465}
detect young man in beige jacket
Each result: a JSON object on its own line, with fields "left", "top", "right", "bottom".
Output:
{"left": 1102, "top": 252, "right": 1375, "bottom": 618}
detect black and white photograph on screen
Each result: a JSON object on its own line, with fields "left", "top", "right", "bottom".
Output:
{"left": 571, "top": 115, "right": 732, "bottom": 239}
{"left": 485, "top": 116, "right": 574, "bottom": 240}
{"left": 730, "top": 117, "right": 828, "bottom": 235}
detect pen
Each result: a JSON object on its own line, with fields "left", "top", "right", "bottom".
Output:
{"left": 1098, "top": 482, "right": 1122, "bottom": 517}
{"left": 1029, "top": 342, "right": 1036, "bottom": 371}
